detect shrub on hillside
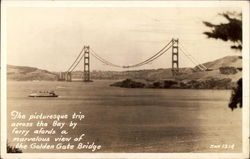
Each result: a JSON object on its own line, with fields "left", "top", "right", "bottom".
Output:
{"left": 163, "top": 80, "right": 178, "bottom": 88}
{"left": 219, "top": 67, "right": 238, "bottom": 75}
{"left": 185, "top": 78, "right": 233, "bottom": 89}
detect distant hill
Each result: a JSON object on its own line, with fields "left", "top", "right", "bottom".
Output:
{"left": 7, "top": 65, "right": 57, "bottom": 81}
{"left": 7, "top": 55, "right": 242, "bottom": 83}
{"left": 89, "top": 67, "right": 193, "bottom": 81}
{"left": 185, "top": 55, "right": 242, "bottom": 82}
{"left": 202, "top": 56, "right": 242, "bottom": 70}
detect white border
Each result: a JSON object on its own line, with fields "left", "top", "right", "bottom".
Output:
{"left": 1, "top": 1, "right": 249, "bottom": 159}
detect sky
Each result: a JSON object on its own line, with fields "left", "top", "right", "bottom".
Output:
{"left": 5, "top": 6, "right": 242, "bottom": 72}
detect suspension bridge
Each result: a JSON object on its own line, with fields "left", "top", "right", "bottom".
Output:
{"left": 58, "top": 38, "right": 208, "bottom": 82}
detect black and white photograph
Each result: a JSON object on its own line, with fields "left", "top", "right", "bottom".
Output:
{"left": 1, "top": 1, "right": 249, "bottom": 159}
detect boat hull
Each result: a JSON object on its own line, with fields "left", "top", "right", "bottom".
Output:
{"left": 28, "top": 92, "right": 58, "bottom": 97}
{"left": 29, "top": 95, "right": 58, "bottom": 97}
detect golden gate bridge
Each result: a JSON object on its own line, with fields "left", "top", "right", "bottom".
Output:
{"left": 58, "top": 38, "right": 208, "bottom": 82}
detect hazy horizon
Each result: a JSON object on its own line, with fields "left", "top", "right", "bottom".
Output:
{"left": 7, "top": 54, "right": 240, "bottom": 73}
{"left": 6, "top": 7, "right": 241, "bottom": 72}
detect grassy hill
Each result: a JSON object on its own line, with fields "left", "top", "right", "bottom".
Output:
{"left": 7, "top": 65, "right": 57, "bottom": 81}
{"left": 181, "top": 56, "right": 242, "bottom": 82}
{"left": 202, "top": 56, "right": 242, "bottom": 70}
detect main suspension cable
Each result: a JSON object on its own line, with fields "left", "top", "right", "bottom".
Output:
{"left": 66, "top": 46, "right": 85, "bottom": 72}
{"left": 179, "top": 47, "right": 206, "bottom": 71}
{"left": 90, "top": 49, "right": 123, "bottom": 68}
{"left": 124, "top": 44, "right": 172, "bottom": 68}
{"left": 90, "top": 40, "right": 172, "bottom": 69}
{"left": 69, "top": 52, "right": 85, "bottom": 72}
{"left": 179, "top": 43, "right": 207, "bottom": 70}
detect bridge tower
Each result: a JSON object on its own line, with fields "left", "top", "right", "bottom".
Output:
{"left": 66, "top": 72, "right": 72, "bottom": 82}
{"left": 83, "top": 45, "right": 91, "bottom": 82}
{"left": 171, "top": 38, "right": 179, "bottom": 76}
{"left": 58, "top": 72, "right": 65, "bottom": 81}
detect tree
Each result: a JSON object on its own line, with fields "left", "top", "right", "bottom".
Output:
{"left": 229, "top": 78, "right": 242, "bottom": 110}
{"left": 203, "top": 11, "right": 242, "bottom": 50}
{"left": 7, "top": 144, "right": 22, "bottom": 153}
{"left": 203, "top": 11, "right": 242, "bottom": 110}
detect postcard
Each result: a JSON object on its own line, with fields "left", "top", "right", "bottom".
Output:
{"left": 1, "top": 1, "right": 249, "bottom": 159}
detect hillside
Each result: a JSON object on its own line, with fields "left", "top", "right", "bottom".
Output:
{"left": 202, "top": 56, "right": 242, "bottom": 70}
{"left": 184, "top": 56, "right": 242, "bottom": 82}
{"left": 111, "top": 56, "right": 242, "bottom": 89}
{"left": 7, "top": 65, "right": 57, "bottom": 81}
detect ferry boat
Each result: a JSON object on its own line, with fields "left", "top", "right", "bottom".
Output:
{"left": 29, "top": 91, "right": 58, "bottom": 97}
